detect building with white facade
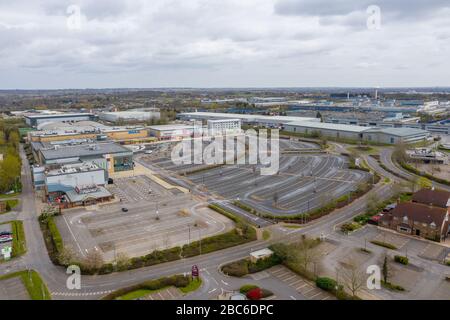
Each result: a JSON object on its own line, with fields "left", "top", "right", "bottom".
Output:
{"left": 148, "top": 124, "right": 205, "bottom": 140}
{"left": 99, "top": 109, "right": 160, "bottom": 123}
{"left": 178, "top": 112, "right": 319, "bottom": 128}
{"left": 207, "top": 119, "right": 241, "bottom": 136}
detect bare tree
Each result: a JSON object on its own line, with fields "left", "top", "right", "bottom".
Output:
{"left": 340, "top": 259, "right": 366, "bottom": 298}
{"left": 293, "top": 238, "right": 320, "bottom": 272}
{"left": 58, "top": 247, "right": 76, "bottom": 265}
{"left": 116, "top": 252, "right": 130, "bottom": 271}
{"left": 83, "top": 250, "right": 104, "bottom": 270}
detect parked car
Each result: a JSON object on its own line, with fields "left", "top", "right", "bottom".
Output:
{"left": 0, "top": 231, "right": 12, "bottom": 236}
{"left": 0, "top": 234, "right": 13, "bottom": 243}
{"left": 121, "top": 208, "right": 128, "bottom": 212}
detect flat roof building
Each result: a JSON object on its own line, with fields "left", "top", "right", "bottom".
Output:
{"left": 178, "top": 112, "right": 319, "bottom": 127}
{"left": 99, "top": 110, "right": 160, "bottom": 123}
{"left": 148, "top": 124, "right": 205, "bottom": 140}
{"left": 34, "top": 142, "right": 134, "bottom": 175}
{"left": 24, "top": 112, "right": 97, "bottom": 127}
{"left": 284, "top": 121, "right": 429, "bottom": 144}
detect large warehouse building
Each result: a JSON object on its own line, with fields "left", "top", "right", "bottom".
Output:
{"left": 178, "top": 112, "right": 319, "bottom": 127}
{"left": 99, "top": 109, "right": 161, "bottom": 123}
{"left": 283, "top": 121, "right": 429, "bottom": 144}
{"left": 25, "top": 112, "right": 97, "bottom": 127}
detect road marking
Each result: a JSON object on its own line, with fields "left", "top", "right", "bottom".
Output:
{"left": 208, "top": 288, "right": 217, "bottom": 294}
{"left": 221, "top": 280, "right": 229, "bottom": 286}
{"left": 290, "top": 295, "right": 296, "bottom": 300}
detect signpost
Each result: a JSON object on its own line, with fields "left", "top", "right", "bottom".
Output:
{"left": 191, "top": 265, "right": 199, "bottom": 278}
{"left": 2, "top": 246, "right": 12, "bottom": 261}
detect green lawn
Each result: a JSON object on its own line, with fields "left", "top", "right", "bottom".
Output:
{"left": 179, "top": 277, "right": 202, "bottom": 294}
{"left": 115, "top": 277, "right": 202, "bottom": 300}
{"left": 0, "top": 270, "right": 51, "bottom": 300}
{"left": 0, "top": 193, "right": 20, "bottom": 199}
{"left": 116, "top": 288, "right": 164, "bottom": 300}
{"left": 262, "top": 230, "right": 271, "bottom": 240}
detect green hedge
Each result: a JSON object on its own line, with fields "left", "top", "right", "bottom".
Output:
{"left": 400, "top": 162, "right": 450, "bottom": 186}
{"left": 11, "top": 220, "right": 26, "bottom": 257}
{"left": 316, "top": 277, "right": 337, "bottom": 291}
{"left": 221, "top": 254, "right": 281, "bottom": 277}
{"left": 47, "top": 217, "right": 64, "bottom": 253}
{"left": 370, "top": 240, "right": 397, "bottom": 250}
{"left": 102, "top": 274, "right": 192, "bottom": 300}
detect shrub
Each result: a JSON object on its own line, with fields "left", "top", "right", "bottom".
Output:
{"left": 394, "top": 255, "right": 409, "bottom": 265}
{"left": 246, "top": 287, "right": 263, "bottom": 300}
{"left": 222, "top": 260, "right": 249, "bottom": 277}
{"left": 239, "top": 284, "right": 259, "bottom": 294}
{"left": 381, "top": 281, "right": 405, "bottom": 292}
{"left": 316, "top": 277, "right": 337, "bottom": 292}
{"left": 47, "top": 217, "right": 63, "bottom": 253}
{"left": 370, "top": 240, "right": 397, "bottom": 250}
{"left": 340, "top": 222, "right": 361, "bottom": 233}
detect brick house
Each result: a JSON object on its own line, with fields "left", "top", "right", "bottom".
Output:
{"left": 379, "top": 189, "right": 450, "bottom": 242}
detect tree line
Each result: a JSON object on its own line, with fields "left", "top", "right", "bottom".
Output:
{"left": 0, "top": 119, "right": 22, "bottom": 193}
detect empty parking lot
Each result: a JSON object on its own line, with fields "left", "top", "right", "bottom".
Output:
{"left": 56, "top": 176, "right": 234, "bottom": 261}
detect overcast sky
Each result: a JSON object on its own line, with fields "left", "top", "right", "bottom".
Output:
{"left": 1, "top": 0, "right": 450, "bottom": 89}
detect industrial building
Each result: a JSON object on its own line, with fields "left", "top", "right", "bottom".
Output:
{"left": 178, "top": 112, "right": 319, "bottom": 127}
{"left": 24, "top": 112, "right": 97, "bottom": 127}
{"left": 327, "top": 117, "right": 450, "bottom": 135}
{"left": 283, "top": 121, "right": 429, "bottom": 144}
{"left": 32, "top": 141, "right": 134, "bottom": 174}
{"left": 28, "top": 121, "right": 149, "bottom": 143}
{"left": 148, "top": 124, "right": 205, "bottom": 140}
{"left": 99, "top": 109, "right": 160, "bottom": 123}
{"left": 207, "top": 119, "right": 241, "bottom": 136}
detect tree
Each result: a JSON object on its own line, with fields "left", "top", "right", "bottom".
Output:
{"left": 381, "top": 254, "right": 393, "bottom": 284}
{"left": 273, "top": 192, "right": 279, "bottom": 205}
{"left": 58, "top": 247, "right": 77, "bottom": 266}
{"left": 83, "top": 250, "right": 104, "bottom": 270}
{"left": 116, "top": 252, "right": 130, "bottom": 271}
{"left": 393, "top": 143, "right": 408, "bottom": 163}
{"left": 0, "top": 153, "right": 21, "bottom": 192}
{"left": 293, "top": 238, "right": 320, "bottom": 272}
{"left": 365, "top": 192, "right": 379, "bottom": 214}
{"left": 340, "top": 259, "right": 365, "bottom": 297}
